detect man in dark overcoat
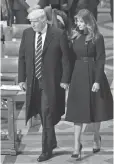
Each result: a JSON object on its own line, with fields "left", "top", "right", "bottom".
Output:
{"left": 18, "top": 9, "right": 71, "bottom": 162}
{"left": 9, "top": 0, "right": 30, "bottom": 24}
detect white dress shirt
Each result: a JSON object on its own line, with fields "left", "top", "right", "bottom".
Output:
{"left": 35, "top": 24, "right": 47, "bottom": 51}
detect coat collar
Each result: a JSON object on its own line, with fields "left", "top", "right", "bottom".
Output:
{"left": 29, "top": 27, "right": 35, "bottom": 52}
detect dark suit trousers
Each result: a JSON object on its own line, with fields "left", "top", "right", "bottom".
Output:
{"left": 34, "top": 78, "right": 57, "bottom": 153}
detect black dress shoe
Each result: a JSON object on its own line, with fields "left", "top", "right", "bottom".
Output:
{"left": 93, "top": 148, "right": 100, "bottom": 153}
{"left": 37, "top": 152, "right": 52, "bottom": 162}
{"left": 93, "top": 136, "right": 101, "bottom": 153}
{"left": 71, "top": 143, "right": 82, "bottom": 161}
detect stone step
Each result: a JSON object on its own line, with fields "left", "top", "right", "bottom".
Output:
{"left": 98, "top": 7, "right": 110, "bottom": 13}
{"left": 23, "top": 119, "right": 113, "bottom": 135}
{"left": 20, "top": 132, "right": 113, "bottom": 154}
{"left": 12, "top": 24, "right": 31, "bottom": 39}
{"left": 3, "top": 26, "right": 13, "bottom": 41}
{"left": 1, "top": 58, "right": 18, "bottom": 83}
{"left": 3, "top": 40, "right": 21, "bottom": 57}
{"left": 26, "top": 130, "right": 113, "bottom": 136}
{"left": 1, "top": 57, "right": 18, "bottom": 73}
{"left": 2, "top": 24, "right": 31, "bottom": 41}
{"left": 18, "top": 146, "right": 113, "bottom": 155}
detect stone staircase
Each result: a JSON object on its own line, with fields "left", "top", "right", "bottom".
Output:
{"left": 1, "top": 23, "right": 37, "bottom": 133}
{"left": 1, "top": 23, "right": 31, "bottom": 79}
{"left": 1, "top": 23, "right": 30, "bottom": 108}
{"left": 1, "top": 23, "right": 31, "bottom": 147}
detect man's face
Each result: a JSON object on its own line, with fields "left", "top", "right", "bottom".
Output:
{"left": 30, "top": 17, "right": 46, "bottom": 32}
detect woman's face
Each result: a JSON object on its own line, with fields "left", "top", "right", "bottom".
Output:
{"left": 76, "top": 17, "right": 86, "bottom": 30}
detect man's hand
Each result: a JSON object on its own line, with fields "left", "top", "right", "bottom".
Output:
{"left": 19, "top": 82, "right": 26, "bottom": 91}
{"left": 60, "top": 83, "right": 69, "bottom": 90}
{"left": 92, "top": 82, "right": 100, "bottom": 92}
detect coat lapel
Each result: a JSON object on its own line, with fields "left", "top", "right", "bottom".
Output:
{"left": 42, "top": 25, "right": 54, "bottom": 56}
{"left": 28, "top": 26, "right": 54, "bottom": 60}
{"left": 29, "top": 28, "right": 35, "bottom": 64}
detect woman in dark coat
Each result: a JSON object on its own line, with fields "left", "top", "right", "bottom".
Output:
{"left": 65, "top": 9, "right": 113, "bottom": 160}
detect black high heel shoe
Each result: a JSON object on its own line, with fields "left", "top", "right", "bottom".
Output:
{"left": 93, "top": 136, "right": 101, "bottom": 153}
{"left": 71, "top": 143, "right": 82, "bottom": 161}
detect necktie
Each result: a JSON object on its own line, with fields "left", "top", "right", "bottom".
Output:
{"left": 35, "top": 33, "right": 42, "bottom": 80}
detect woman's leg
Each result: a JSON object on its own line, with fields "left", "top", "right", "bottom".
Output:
{"left": 73, "top": 123, "right": 83, "bottom": 153}
{"left": 92, "top": 122, "right": 101, "bottom": 149}
{"left": 93, "top": 122, "right": 101, "bottom": 140}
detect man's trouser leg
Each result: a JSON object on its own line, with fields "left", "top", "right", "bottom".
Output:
{"left": 41, "top": 89, "right": 56, "bottom": 154}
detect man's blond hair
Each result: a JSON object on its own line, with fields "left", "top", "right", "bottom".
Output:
{"left": 27, "top": 9, "right": 47, "bottom": 22}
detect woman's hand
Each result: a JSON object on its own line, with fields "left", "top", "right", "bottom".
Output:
{"left": 92, "top": 82, "right": 100, "bottom": 92}
{"left": 60, "top": 83, "right": 69, "bottom": 90}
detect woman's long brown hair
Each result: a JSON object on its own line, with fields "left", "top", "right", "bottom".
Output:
{"left": 74, "top": 9, "right": 101, "bottom": 43}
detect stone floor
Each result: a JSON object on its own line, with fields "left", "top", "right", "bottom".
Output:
{"left": 1, "top": 5, "right": 113, "bottom": 164}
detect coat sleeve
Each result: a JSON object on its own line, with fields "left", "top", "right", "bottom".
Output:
{"left": 95, "top": 34, "right": 106, "bottom": 83}
{"left": 18, "top": 30, "right": 26, "bottom": 83}
{"left": 17, "top": 0, "right": 30, "bottom": 10}
{"left": 60, "top": 31, "right": 72, "bottom": 83}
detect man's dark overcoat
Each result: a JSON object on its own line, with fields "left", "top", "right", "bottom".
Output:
{"left": 18, "top": 25, "right": 71, "bottom": 125}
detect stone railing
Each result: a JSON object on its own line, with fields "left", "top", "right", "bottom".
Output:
{"left": 1, "top": 89, "right": 25, "bottom": 155}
